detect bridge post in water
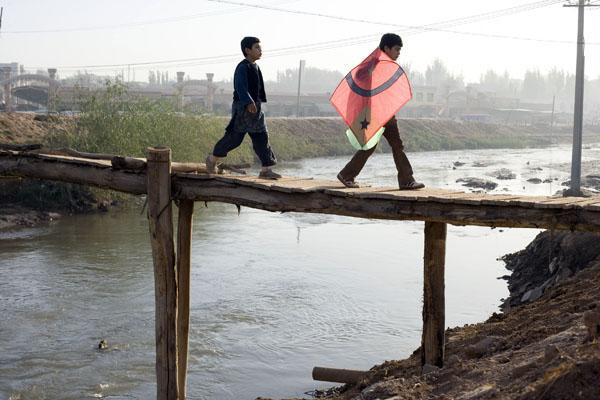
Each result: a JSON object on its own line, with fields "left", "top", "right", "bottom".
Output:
{"left": 421, "top": 221, "right": 447, "bottom": 368}
{"left": 147, "top": 147, "right": 179, "bottom": 399}
{"left": 176, "top": 199, "right": 194, "bottom": 399}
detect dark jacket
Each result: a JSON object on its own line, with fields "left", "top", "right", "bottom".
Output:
{"left": 233, "top": 59, "right": 267, "bottom": 105}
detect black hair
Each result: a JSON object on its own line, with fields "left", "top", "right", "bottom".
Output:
{"left": 241, "top": 36, "right": 260, "bottom": 56}
{"left": 379, "top": 33, "right": 403, "bottom": 50}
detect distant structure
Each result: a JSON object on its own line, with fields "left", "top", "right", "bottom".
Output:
{"left": 174, "top": 71, "right": 216, "bottom": 112}
{"left": 0, "top": 63, "right": 572, "bottom": 125}
{"left": 0, "top": 64, "right": 60, "bottom": 112}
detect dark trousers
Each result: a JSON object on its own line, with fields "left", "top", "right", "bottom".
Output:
{"left": 213, "top": 102, "right": 277, "bottom": 167}
{"left": 213, "top": 130, "right": 276, "bottom": 167}
{"left": 339, "top": 117, "right": 414, "bottom": 185}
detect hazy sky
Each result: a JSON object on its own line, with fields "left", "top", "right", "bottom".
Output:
{"left": 2, "top": 0, "right": 600, "bottom": 83}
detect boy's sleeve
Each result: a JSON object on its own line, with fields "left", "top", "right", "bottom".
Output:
{"left": 234, "top": 64, "right": 254, "bottom": 106}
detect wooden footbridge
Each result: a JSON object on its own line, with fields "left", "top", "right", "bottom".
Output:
{"left": 3, "top": 146, "right": 600, "bottom": 399}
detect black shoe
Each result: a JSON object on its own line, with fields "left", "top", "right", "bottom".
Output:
{"left": 399, "top": 181, "right": 425, "bottom": 190}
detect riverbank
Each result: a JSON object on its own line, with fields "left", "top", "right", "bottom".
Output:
{"left": 1, "top": 112, "right": 594, "bottom": 157}
{"left": 2, "top": 143, "right": 599, "bottom": 399}
{"left": 4, "top": 111, "right": 591, "bottom": 225}
{"left": 272, "top": 232, "right": 600, "bottom": 400}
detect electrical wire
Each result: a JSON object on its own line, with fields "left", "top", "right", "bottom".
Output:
{"left": 206, "top": 0, "right": 562, "bottom": 33}
{"left": 44, "top": 0, "right": 579, "bottom": 72}
{"left": 2, "top": 0, "right": 298, "bottom": 34}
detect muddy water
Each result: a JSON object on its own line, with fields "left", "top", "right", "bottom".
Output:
{"left": 1, "top": 143, "right": 594, "bottom": 399}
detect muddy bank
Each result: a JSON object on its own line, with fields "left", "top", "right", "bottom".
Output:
{"left": 298, "top": 230, "right": 600, "bottom": 400}
{"left": 0, "top": 206, "right": 62, "bottom": 230}
{"left": 271, "top": 252, "right": 600, "bottom": 400}
{"left": 263, "top": 231, "right": 600, "bottom": 400}
{"left": 501, "top": 231, "right": 600, "bottom": 310}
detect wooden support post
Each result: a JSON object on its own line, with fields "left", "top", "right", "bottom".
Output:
{"left": 176, "top": 200, "right": 194, "bottom": 399}
{"left": 147, "top": 147, "right": 179, "bottom": 400}
{"left": 421, "top": 221, "right": 446, "bottom": 368}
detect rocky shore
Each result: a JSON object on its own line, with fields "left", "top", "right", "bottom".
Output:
{"left": 500, "top": 231, "right": 600, "bottom": 310}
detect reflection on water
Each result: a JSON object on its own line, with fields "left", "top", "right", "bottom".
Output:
{"left": 1, "top": 143, "right": 597, "bottom": 399}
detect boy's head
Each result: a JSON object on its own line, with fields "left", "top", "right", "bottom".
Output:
{"left": 241, "top": 36, "right": 262, "bottom": 61}
{"left": 379, "top": 33, "right": 403, "bottom": 61}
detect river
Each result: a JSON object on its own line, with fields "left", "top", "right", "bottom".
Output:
{"left": 0, "top": 143, "right": 594, "bottom": 399}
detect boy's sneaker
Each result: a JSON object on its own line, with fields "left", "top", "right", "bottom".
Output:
{"left": 258, "top": 169, "right": 282, "bottom": 180}
{"left": 205, "top": 155, "right": 217, "bottom": 174}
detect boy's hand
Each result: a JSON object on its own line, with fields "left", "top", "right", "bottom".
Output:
{"left": 246, "top": 103, "right": 257, "bottom": 114}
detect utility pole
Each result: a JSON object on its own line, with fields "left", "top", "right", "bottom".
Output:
{"left": 296, "top": 59, "right": 305, "bottom": 118}
{"left": 564, "top": 0, "right": 600, "bottom": 196}
{"left": 550, "top": 95, "right": 556, "bottom": 127}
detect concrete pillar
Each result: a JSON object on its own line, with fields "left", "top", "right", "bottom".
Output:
{"left": 48, "top": 68, "right": 58, "bottom": 112}
{"left": 205, "top": 73, "right": 215, "bottom": 113}
{"left": 2, "top": 67, "right": 13, "bottom": 112}
{"left": 176, "top": 72, "right": 185, "bottom": 112}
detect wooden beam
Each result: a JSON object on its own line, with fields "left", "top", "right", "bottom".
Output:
{"left": 0, "top": 152, "right": 146, "bottom": 194}
{"left": 147, "top": 147, "right": 179, "bottom": 400}
{"left": 421, "top": 221, "right": 446, "bottom": 368}
{"left": 176, "top": 200, "right": 194, "bottom": 399}
{"left": 5, "top": 151, "right": 600, "bottom": 232}
{"left": 172, "top": 176, "right": 600, "bottom": 232}
{"left": 0, "top": 143, "right": 42, "bottom": 151}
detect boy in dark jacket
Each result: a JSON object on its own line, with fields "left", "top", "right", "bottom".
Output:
{"left": 206, "top": 36, "right": 281, "bottom": 179}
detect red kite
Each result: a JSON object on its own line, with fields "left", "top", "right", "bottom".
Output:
{"left": 330, "top": 48, "right": 412, "bottom": 150}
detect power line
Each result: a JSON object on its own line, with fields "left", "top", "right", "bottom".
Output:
{"left": 51, "top": 29, "right": 600, "bottom": 72}
{"left": 207, "top": 0, "right": 562, "bottom": 32}
{"left": 37, "top": 0, "right": 596, "bottom": 72}
{"left": 2, "top": 0, "right": 298, "bottom": 34}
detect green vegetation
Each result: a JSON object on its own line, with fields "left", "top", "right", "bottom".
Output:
{"left": 50, "top": 82, "right": 241, "bottom": 162}
{"left": 47, "top": 81, "right": 571, "bottom": 164}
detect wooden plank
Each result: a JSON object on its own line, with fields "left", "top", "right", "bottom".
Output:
{"left": 270, "top": 178, "right": 342, "bottom": 193}
{"left": 147, "top": 147, "right": 179, "bottom": 400}
{"left": 176, "top": 200, "right": 194, "bottom": 400}
{"left": 327, "top": 186, "right": 398, "bottom": 198}
{"left": 506, "top": 196, "right": 555, "bottom": 207}
{"left": 173, "top": 172, "right": 214, "bottom": 181}
{"left": 330, "top": 187, "right": 453, "bottom": 200}
{"left": 36, "top": 153, "right": 113, "bottom": 168}
{"left": 213, "top": 175, "right": 273, "bottom": 190}
{"left": 533, "top": 196, "right": 594, "bottom": 209}
{"left": 409, "top": 191, "right": 485, "bottom": 205}
{"left": 422, "top": 221, "right": 446, "bottom": 368}
{"left": 577, "top": 198, "right": 600, "bottom": 209}
{"left": 479, "top": 195, "right": 523, "bottom": 206}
